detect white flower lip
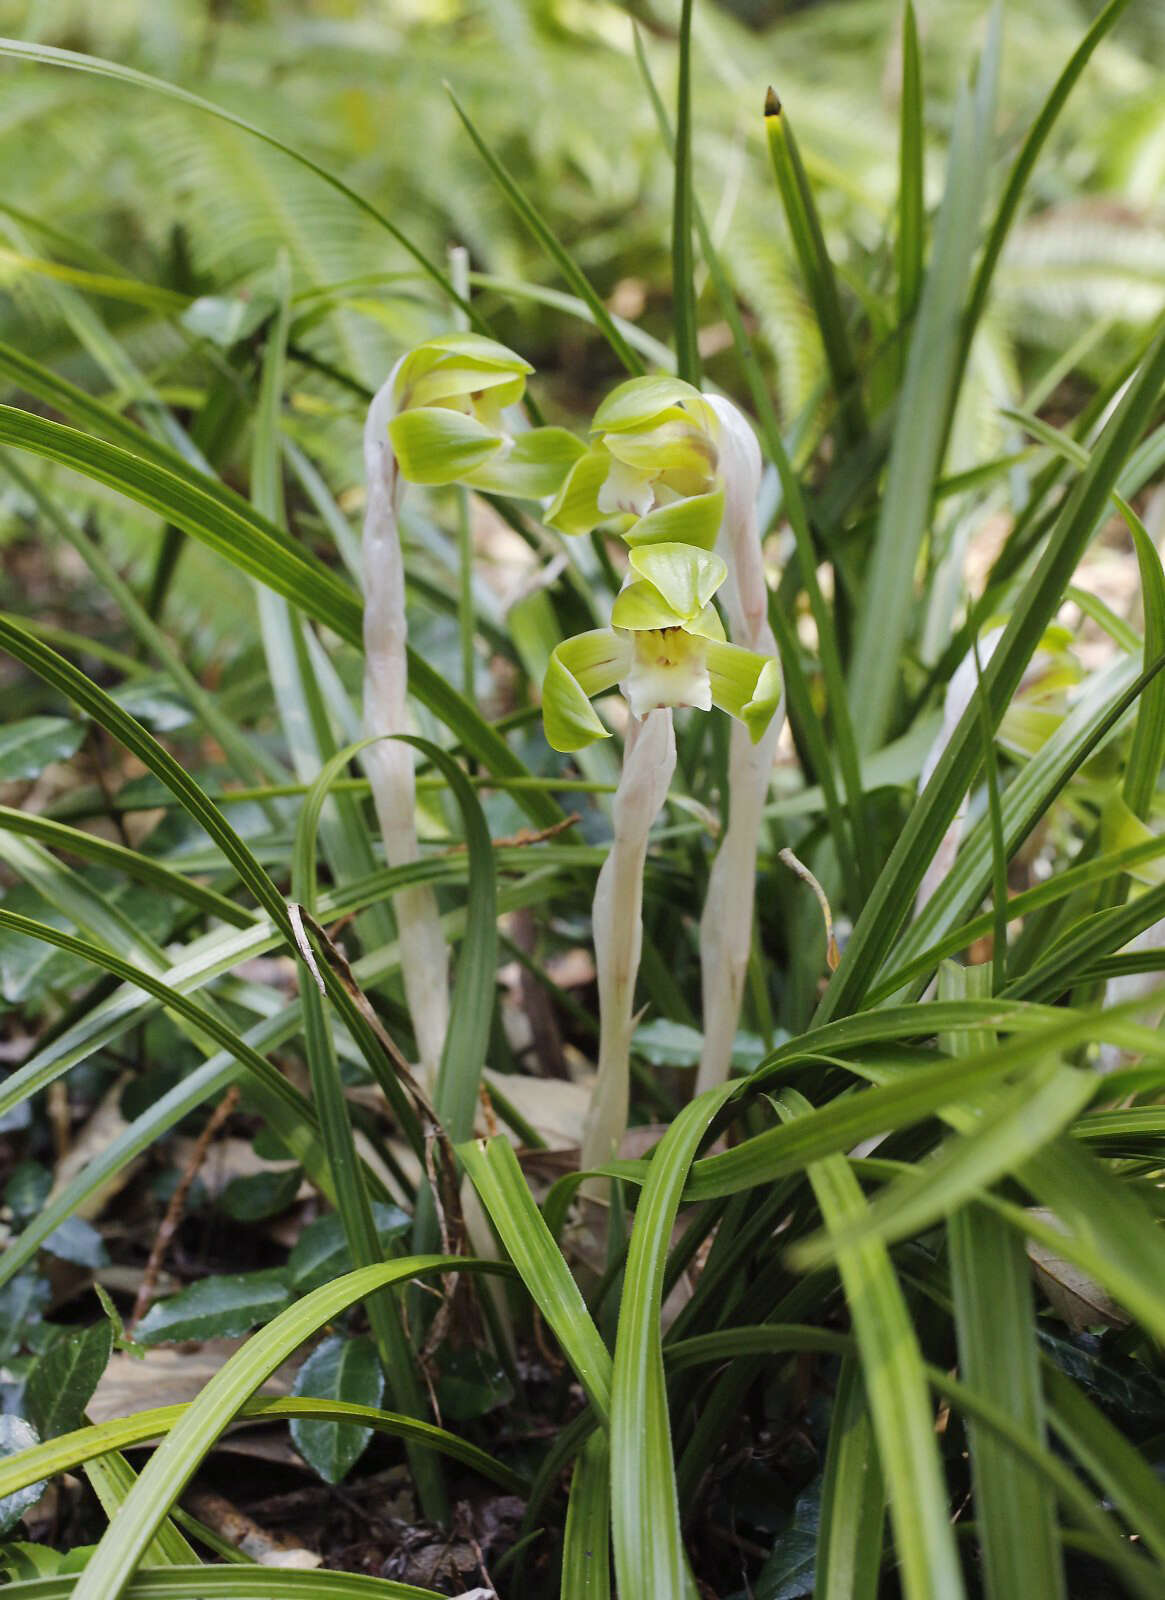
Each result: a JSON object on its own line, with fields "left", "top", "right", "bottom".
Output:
{"left": 625, "top": 626, "right": 713, "bottom": 717}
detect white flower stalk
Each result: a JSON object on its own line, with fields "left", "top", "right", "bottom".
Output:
{"left": 580, "top": 706, "right": 677, "bottom": 1174}
{"left": 696, "top": 397, "right": 784, "bottom": 1095}
{"left": 539, "top": 375, "right": 783, "bottom": 1171}
{"left": 364, "top": 334, "right": 580, "bottom": 1089}
{"left": 362, "top": 370, "right": 451, "bottom": 1090}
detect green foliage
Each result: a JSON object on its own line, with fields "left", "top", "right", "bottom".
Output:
{"left": 0, "top": 1, "right": 1162, "bottom": 1596}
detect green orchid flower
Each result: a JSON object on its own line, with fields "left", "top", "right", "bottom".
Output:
{"left": 545, "top": 374, "right": 726, "bottom": 549}
{"left": 386, "top": 331, "right": 583, "bottom": 498}
{"left": 541, "top": 542, "right": 782, "bottom": 752}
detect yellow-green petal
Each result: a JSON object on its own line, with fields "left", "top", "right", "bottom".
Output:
{"left": 466, "top": 427, "right": 586, "bottom": 499}
{"left": 611, "top": 580, "right": 687, "bottom": 633}
{"left": 387, "top": 406, "right": 503, "bottom": 485}
{"left": 603, "top": 420, "right": 716, "bottom": 482}
{"left": 622, "top": 484, "right": 725, "bottom": 551}
{"left": 706, "top": 639, "right": 783, "bottom": 742}
{"left": 541, "top": 629, "right": 631, "bottom": 753}
{"left": 545, "top": 447, "right": 615, "bottom": 535}
{"left": 629, "top": 543, "right": 726, "bottom": 620}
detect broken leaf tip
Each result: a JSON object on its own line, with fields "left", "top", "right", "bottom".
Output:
{"left": 764, "top": 85, "right": 781, "bottom": 118}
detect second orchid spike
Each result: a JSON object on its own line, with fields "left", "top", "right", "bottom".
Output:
{"left": 362, "top": 365, "right": 452, "bottom": 1089}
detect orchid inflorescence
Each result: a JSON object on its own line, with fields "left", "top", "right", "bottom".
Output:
{"left": 540, "top": 376, "right": 781, "bottom": 753}
{"left": 366, "top": 333, "right": 783, "bottom": 1171}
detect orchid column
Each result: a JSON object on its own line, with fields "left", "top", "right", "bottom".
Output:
{"left": 542, "top": 378, "right": 782, "bottom": 1170}
{"left": 363, "top": 333, "right": 582, "bottom": 1090}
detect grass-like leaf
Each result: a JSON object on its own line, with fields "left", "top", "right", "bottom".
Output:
{"left": 0, "top": 1397, "right": 524, "bottom": 1504}
{"left": 68, "top": 1258, "right": 507, "bottom": 1600}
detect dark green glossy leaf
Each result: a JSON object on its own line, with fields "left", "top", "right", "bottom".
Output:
{"left": 135, "top": 1271, "right": 293, "bottom": 1346}
{"left": 290, "top": 1335, "right": 384, "bottom": 1486}
{"left": 24, "top": 1324, "right": 113, "bottom": 1440}
{"left": 0, "top": 718, "right": 84, "bottom": 781}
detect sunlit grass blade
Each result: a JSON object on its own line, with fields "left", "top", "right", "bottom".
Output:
{"left": 763, "top": 88, "right": 866, "bottom": 442}
{"left": 941, "top": 962, "right": 1067, "bottom": 1600}
{"left": 0, "top": 805, "right": 253, "bottom": 928}
{"left": 896, "top": 1, "right": 924, "bottom": 329}
{"left": 291, "top": 734, "right": 447, "bottom": 1519}
{"left": 459, "top": 1137, "right": 612, "bottom": 1417}
{"left": 819, "top": 317, "right": 1165, "bottom": 1019}
{"left": 815, "top": 1360, "right": 885, "bottom": 1599}
{"left": 609, "top": 1086, "right": 734, "bottom": 1599}
{"left": 780, "top": 1089, "right": 965, "bottom": 1600}
{"left": 847, "top": 5, "right": 1000, "bottom": 753}
{"left": 950, "top": 1207, "right": 1068, "bottom": 1598}
{"left": 81, "top": 1451, "right": 197, "bottom": 1569}
{"left": 0, "top": 1569, "right": 444, "bottom": 1598}
{"left": 0, "top": 410, "right": 560, "bottom": 825}
{"left": 561, "top": 1432, "right": 611, "bottom": 1599}
{"left": 1123, "top": 520, "right": 1165, "bottom": 819}
{"left": 444, "top": 84, "right": 643, "bottom": 378}
{"left": 671, "top": 0, "right": 699, "bottom": 385}
{"left": 951, "top": 0, "right": 1137, "bottom": 425}
{"left": 0, "top": 905, "right": 339, "bottom": 1199}
{"left": 1044, "top": 1366, "right": 1165, "bottom": 1568}
{"left": 788, "top": 1059, "right": 1095, "bottom": 1269}
{"left": 69, "top": 1257, "right": 506, "bottom": 1600}
{"left": 404, "top": 739, "right": 497, "bottom": 1143}
{"left": 0, "top": 1397, "right": 524, "bottom": 1504}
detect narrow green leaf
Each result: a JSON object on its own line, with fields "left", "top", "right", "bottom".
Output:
{"left": 405, "top": 739, "right": 497, "bottom": 1145}
{"left": 952, "top": 0, "right": 1137, "bottom": 423}
{"left": 788, "top": 1060, "right": 1095, "bottom": 1270}
{"left": 0, "top": 1570, "right": 443, "bottom": 1598}
{"left": 561, "top": 1432, "right": 611, "bottom": 1599}
{"left": 459, "top": 1137, "right": 612, "bottom": 1418}
{"left": 763, "top": 89, "right": 865, "bottom": 442}
{"left": 782, "top": 1090, "right": 965, "bottom": 1600}
{"left": 70, "top": 1257, "right": 506, "bottom": 1600}
{"left": 819, "top": 318, "right": 1165, "bottom": 1018}
{"left": 896, "top": 1, "right": 924, "bottom": 329}
{"left": 0, "top": 1396, "right": 525, "bottom": 1505}
{"left": 0, "top": 806, "right": 254, "bottom": 928}
{"left": 290, "top": 733, "right": 445, "bottom": 1518}
{"left": 942, "top": 965, "right": 1066, "bottom": 1600}
{"left": 610, "top": 1085, "right": 735, "bottom": 1600}
{"left": 1124, "top": 520, "right": 1165, "bottom": 819}
{"left": 847, "top": 6, "right": 1000, "bottom": 751}
{"left": 444, "top": 84, "right": 642, "bottom": 378}
{"left": 815, "top": 1360, "right": 884, "bottom": 1600}
{"left": 671, "top": 0, "right": 699, "bottom": 385}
